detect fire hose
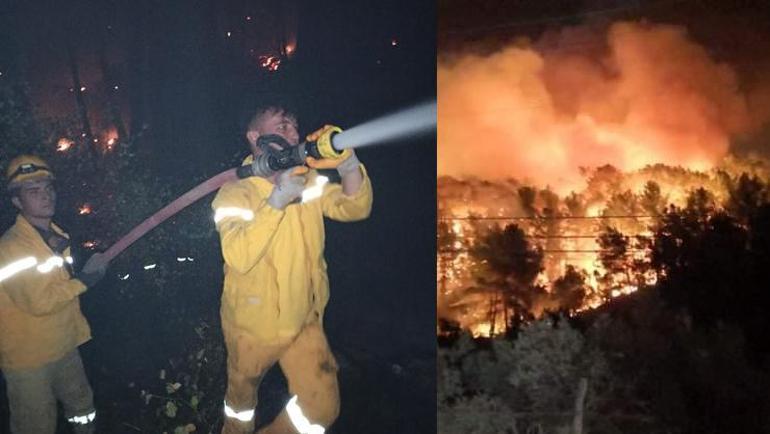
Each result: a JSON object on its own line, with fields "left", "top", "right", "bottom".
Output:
{"left": 101, "top": 100, "right": 436, "bottom": 263}
{"left": 101, "top": 127, "right": 343, "bottom": 262}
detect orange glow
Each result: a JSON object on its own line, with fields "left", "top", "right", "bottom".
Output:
{"left": 78, "top": 204, "right": 92, "bottom": 215}
{"left": 438, "top": 22, "right": 755, "bottom": 195}
{"left": 437, "top": 20, "right": 770, "bottom": 335}
{"left": 56, "top": 138, "right": 74, "bottom": 152}
{"left": 436, "top": 163, "right": 725, "bottom": 332}
{"left": 100, "top": 128, "right": 119, "bottom": 152}
{"left": 258, "top": 55, "right": 281, "bottom": 72}
{"left": 470, "top": 318, "right": 508, "bottom": 338}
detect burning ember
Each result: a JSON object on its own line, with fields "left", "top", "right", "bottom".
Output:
{"left": 258, "top": 55, "right": 281, "bottom": 72}
{"left": 57, "top": 138, "right": 74, "bottom": 152}
{"left": 82, "top": 240, "right": 99, "bottom": 249}
{"left": 78, "top": 204, "right": 92, "bottom": 215}
{"left": 100, "top": 128, "right": 119, "bottom": 152}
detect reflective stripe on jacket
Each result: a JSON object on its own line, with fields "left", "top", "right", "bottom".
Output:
{"left": 0, "top": 215, "right": 91, "bottom": 370}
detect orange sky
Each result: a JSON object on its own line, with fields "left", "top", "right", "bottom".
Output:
{"left": 438, "top": 21, "right": 764, "bottom": 194}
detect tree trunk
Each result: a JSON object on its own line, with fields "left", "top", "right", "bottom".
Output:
{"left": 502, "top": 296, "right": 509, "bottom": 335}
{"left": 97, "top": 31, "right": 127, "bottom": 141}
{"left": 488, "top": 290, "right": 498, "bottom": 336}
{"left": 127, "top": 0, "right": 152, "bottom": 145}
{"left": 66, "top": 41, "right": 97, "bottom": 159}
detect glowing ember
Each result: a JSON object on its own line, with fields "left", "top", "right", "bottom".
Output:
{"left": 56, "top": 138, "right": 74, "bottom": 152}
{"left": 78, "top": 204, "right": 92, "bottom": 215}
{"left": 100, "top": 128, "right": 119, "bottom": 152}
{"left": 82, "top": 240, "right": 98, "bottom": 249}
{"left": 470, "top": 321, "right": 506, "bottom": 338}
{"left": 258, "top": 55, "right": 281, "bottom": 72}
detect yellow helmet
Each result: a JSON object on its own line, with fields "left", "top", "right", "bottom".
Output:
{"left": 5, "top": 155, "right": 54, "bottom": 189}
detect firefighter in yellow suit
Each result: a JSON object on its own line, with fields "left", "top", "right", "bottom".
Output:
{"left": 0, "top": 155, "right": 109, "bottom": 433}
{"left": 212, "top": 105, "right": 373, "bottom": 434}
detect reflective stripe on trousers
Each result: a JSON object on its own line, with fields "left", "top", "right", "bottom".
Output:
{"left": 224, "top": 400, "right": 256, "bottom": 422}
{"left": 286, "top": 395, "right": 325, "bottom": 434}
{"left": 221, "top": 320, "right": 339, "bottom": 434}
{"left": 68, "top": 410, "right": 96, "bottom": 424}
{"left": 223, "top": 395, "right": 326, "bottom": 434}
{"left": 4, "top": 350, "right": 95, "bottom": 434}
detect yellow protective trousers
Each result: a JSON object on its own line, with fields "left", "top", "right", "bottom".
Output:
{"left": 3, "top": 349, "right": 95, "bottom": 434}
{"left": 221, "top": 319, "right": 339, "bottom": 434}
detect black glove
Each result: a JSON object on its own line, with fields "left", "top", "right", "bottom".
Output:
{"left": 76, "top": 253, "right": 109, "bottom": 288}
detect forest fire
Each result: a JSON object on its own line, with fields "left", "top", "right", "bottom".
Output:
{"left": 437, "top": 161, "right": 767, "bottom": 336}
{"left": 438, "top": 20, "right": 770, "bottom": 337}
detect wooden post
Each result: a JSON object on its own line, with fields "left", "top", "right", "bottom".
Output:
{"left": 572, "top": 377, "right": 588, "bottom": 434}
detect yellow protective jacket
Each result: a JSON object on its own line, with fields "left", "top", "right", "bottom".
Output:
{"left": 212, "top": 157, "right": 373, "bottom": 341}
{"left": 0, "top": 215, "right": 91, "bottom": 371}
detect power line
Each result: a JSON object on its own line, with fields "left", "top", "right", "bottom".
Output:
{"left": 440, "top": 248, "right": 648, "bottom": 253}
{"left": 529, "top": 235, "right": 613, "bottom": 239}
{"left": 442, "top": 234, "right": 648, "bottom": 239}
{"left": 439, "top": 215, "right": 656, "bottom": 220}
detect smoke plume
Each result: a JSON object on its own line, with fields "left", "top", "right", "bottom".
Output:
{"left": 438, "top": 21, "right": 763, "bottom": 193}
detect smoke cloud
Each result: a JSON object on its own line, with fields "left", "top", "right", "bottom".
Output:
{"left": 438, "top": 21, "right": 763, "bottom": 193}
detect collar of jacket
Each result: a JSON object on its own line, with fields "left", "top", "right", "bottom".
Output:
{"left": 14, "top": 214, "right": 70, "bottom": 254}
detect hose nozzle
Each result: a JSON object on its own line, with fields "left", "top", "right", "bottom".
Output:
{"left": 306, "top": 126, "right": 344, "bottom": 159}
{"left": 239, "top": 127, "right": 345, "bottom": 179}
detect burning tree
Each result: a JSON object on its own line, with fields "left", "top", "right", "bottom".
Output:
{"left": 470, "top": 224, "right": 544, "bottom": 335}
{"left": 551, "top": 266, "right": 589, "bottom": 313}
{"left": 596, "top": 226, "right": 632, "bottom": 296}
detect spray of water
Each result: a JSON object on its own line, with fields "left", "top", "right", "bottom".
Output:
{"left": 332, "top": 101, "right": 437, "bottom": 150}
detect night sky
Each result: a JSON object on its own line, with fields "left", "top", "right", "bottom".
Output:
{"left": 1, "top": 0, "right": 436, "bottom": 432}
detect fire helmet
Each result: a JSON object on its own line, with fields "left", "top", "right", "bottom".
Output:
{"left": 5, "top": 155, "right": 54, "bottom": 189}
